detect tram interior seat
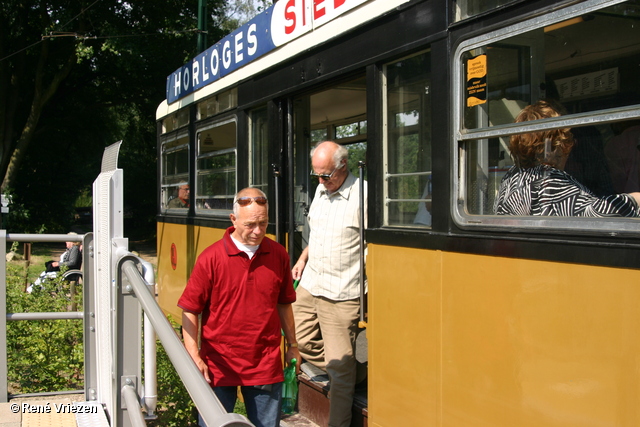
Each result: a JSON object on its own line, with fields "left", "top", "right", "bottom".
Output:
{"left": 489, "top": 98, "right": 527, "bottom": 126}
{"left": 603, "top": 120, "right": 640, "bottom": 194}
{"left": 413, "top": 184, "right": 432, "bottom": 226}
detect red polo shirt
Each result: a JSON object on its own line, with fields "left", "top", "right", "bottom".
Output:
{"left": 178, "top": 227, "right": 295, "bottom": 386}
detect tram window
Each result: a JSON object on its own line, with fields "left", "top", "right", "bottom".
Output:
{"left": 249, "top": 106, "right": 269, "bottom": 192}
{"left": 197, "top": 88, "right": 238, "bottom": 121}
{"left": 161, "top": 132, "right": 189, "bottom": 211}
{"left": 464, "top": 135, "right": 514, "bottom": 216}
{"left": 195, "top": 120, "right": 237, "bottom": 213}
{"left": 311, "top": 129, "right": 328, "bottom": 143}
{"left": 383, "top": 51, "right": 432, "bottom": 227}
{"left": 457, "top": 0, "right": 640, "bottom": 231}
{"left": 310, "top": 119, "right": 367, "bottom": 144}
{"left": 462, "top": 2, "right": 640, "bottom": 131}
{"left": 466, "top": 123, "right": 640, "bottom": 218}
{"left": 454, "top": 0, "right": 518, "bottom": 22}
{"left": 161, "top": 109, "right": 189, "bottom": 134}
{"left": 336, "top": 120, "right": 367, "bottom": 141}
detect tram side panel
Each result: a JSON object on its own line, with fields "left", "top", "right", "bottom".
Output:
{"left": 368, "top": 244, "right": 442, "bottom": 426}
{"left": 368, "top": 243, "right": 640, "bottom": 426}
{"left": 157, "top": 221, "right": 226, "bottom": 322}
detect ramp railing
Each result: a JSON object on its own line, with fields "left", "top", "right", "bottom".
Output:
{"left": 115, "top": 252, "right": 253, "bottom": 427}
{"left": 0, "top": 231, "right": 91, "bottom": 404}
{"left": 0, "top": 231, "right": 253, "bottom": 427}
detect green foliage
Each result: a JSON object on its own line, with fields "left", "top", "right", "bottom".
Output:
{"left": 149, "top": 316, "right": 248, "bottom": 426}
{"left": 346, "top": 142, "right": 367, "bottom": 178}
{"left": 74, "top": 189, "right": 92, "bottom": 208}
{"left": 5, "top": 260, "right": 246, "bottom": 426}
{"left": 149, "top": 317, "right": 247, "bottom": 426}
{"left": 149, "top": 317, "right": 198, "bottom": 427}
{"left": 5, "top": 263, "right": 83, "bottom": 393}
{"left": 219, "top": 0, "right": 274, "bottom": 31}
{"left": 1, "top": 0, "right": 231, "bottom": 237}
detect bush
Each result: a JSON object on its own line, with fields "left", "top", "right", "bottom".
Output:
{"left": 5, "top": 258, "right": 245, "bottom": 426}
{"left": 149, "top": 318, "right": 198, "bottom": 427}
{"left": 5, "top": 263, "right": 84, "bottom": 393}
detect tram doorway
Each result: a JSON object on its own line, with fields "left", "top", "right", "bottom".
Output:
{"left": 284, "top": 74, "right": 369, "bottom": 427}
{"left": 288, "top": 76, "right": 368, "bottom": 262}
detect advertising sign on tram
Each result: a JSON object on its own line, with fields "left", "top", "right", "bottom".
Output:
{"left": 166, "top": 0, "right": 369, "bottom": 104}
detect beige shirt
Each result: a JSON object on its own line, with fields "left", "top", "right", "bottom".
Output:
{"left": 299, "top": 172, "right": 367, "bottom": 301}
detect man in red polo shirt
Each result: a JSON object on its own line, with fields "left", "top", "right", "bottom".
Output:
{"left": 179, "top": 187, "right": 299, "bottom": 427}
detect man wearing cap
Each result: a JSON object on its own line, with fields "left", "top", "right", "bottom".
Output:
{"left": 179, "top": 187, "right": 299, "bottom": 427}
{"left": 291, "top": 141, "right": 367, "bottom": 427}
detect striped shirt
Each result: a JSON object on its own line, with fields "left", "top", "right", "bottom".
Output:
{"left": 299, "top": 172, "right": 367, "bottom": 301}
{"left": 495, "top": 164, "right": 640, "bottom": 217}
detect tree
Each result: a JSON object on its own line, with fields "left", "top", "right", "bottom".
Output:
{"left": 0, "top": 0, "right": 228, "bottom": 233}
{"left": 218, "top": 0, "right": 273, "bottom": 31}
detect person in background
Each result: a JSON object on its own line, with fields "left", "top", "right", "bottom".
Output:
{"left": 178, "top": 187, "right": 299, "bottom": 427}
{"left": 495, "top": 100, "right": 640, "bottom": 217}
{"left": 168, "top": 184, "right": 190, "bottom": 208}
{"left": 46, "top": 235, "right": 81, "bottom": 272}
{"left": 291, "top": 141, "right": 367, "bottom": 427}
{"left": 28, "top": 233, "right": 82, "bottom": 293}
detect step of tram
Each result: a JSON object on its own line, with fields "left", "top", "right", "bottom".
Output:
{"left": 282, "top": 362, "right": 367, "bottom": 427}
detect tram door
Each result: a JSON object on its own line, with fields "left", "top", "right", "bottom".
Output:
{"left": 288, "top": 77, "right": 368, "bottom": 263}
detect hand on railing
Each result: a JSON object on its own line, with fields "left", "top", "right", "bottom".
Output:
{"left": 193, "top": 356, "right": 211, "bottom": 384}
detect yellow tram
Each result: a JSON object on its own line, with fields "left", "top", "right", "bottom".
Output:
{"left": 156, "top": 0, "right": 640, "bottom": 425}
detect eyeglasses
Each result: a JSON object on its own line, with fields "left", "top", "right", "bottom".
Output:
{"left": 235, "top": 196, "right": 268, "bottom": 207}
{"left": 310, "top": 165, "right": 342, "bottom": 180}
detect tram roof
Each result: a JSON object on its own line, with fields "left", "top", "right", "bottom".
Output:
{"left": 156, "top": 0, "right": 411, "bottom": 121}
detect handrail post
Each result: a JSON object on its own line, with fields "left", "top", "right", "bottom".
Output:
{"left": 0, "top": 229, "right": 7, "bottom": 403}
{"left": 118, "top": 257, "right": 254, "bottom": 427}
{"left": 82, "top": 233, "right": 98, "bottom": 403}
{"left": 272, "top": 164, "right": 281, "bottom": 243}
{"left": 122, "top": 382, "right": 147, "bottom": 427}
{"left": 116, "top": 255, "right": 143, "bottom": 427}
{"left": 358, "top": 161, "right": 367, "bottom": 329}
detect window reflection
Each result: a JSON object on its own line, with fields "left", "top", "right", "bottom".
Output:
{"left": 385, "top": 51, "right": 432, "bottom": 227}
{"left": 461, "top": 2, "right": 640, "bottom": 219}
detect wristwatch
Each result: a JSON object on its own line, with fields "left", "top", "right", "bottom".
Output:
{"left": 287, "top": 342, "right": 298, "bottom": 348}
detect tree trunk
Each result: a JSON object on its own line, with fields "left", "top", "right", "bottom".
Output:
{"left": 1, "top": 40, "right": 75, "bottom": 191}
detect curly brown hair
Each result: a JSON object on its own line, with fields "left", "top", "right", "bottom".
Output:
{"left": 509, "top": 100, "right": 574, "bottom": 169}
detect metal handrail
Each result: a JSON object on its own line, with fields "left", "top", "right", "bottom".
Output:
{"left": 1, "top": 231, "right": 254, "bottom": 426}
{"left": 7, "top": 312, "right": 83, "bottom": 320}
{"left": 5, "top": 233, "right": 83, "bottom": 243}
{"left": 1, "top": 231, "right": 88, "bottom": 403}
{"left": 118, "top": 257, "right": 253, "bottom": 427}
{"left": 122, "top": 383, "right": 147, "bottom": 427}
{"left": 4, "top": 233, "right": 85, "bottom": 322}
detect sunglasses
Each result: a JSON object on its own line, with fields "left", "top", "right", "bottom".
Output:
{"left": 235, "top": 196, "right": 268, "bottom": 207}
{"left": 310, "top": 165, "right": 342, "bottom": 180}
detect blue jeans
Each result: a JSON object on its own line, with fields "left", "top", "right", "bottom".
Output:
{"left": 199, "top": 383, "right": 283, "bottom": 427}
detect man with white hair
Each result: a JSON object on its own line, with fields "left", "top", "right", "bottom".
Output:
{"left": 292, "top": 141, "right": 367, "bottom": 427}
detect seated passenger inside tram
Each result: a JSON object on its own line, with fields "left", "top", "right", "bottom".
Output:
{"left": 168, "top": 184, "right": 190, "bottom": 208}
{"left": 494, "top": 100, "right": 640, "bottom": 217}
{"left": 604, "top": 119, "right": 640, "bottom": 194}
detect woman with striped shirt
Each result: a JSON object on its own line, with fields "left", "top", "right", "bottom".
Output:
{"left": 495, "top": 100, "right": 640, "bottom": 217}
